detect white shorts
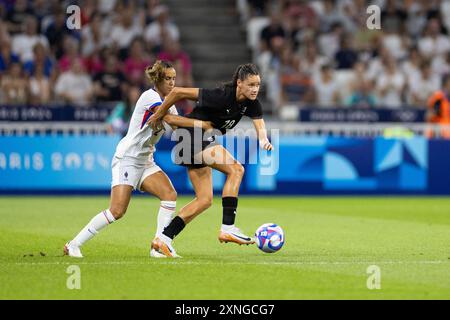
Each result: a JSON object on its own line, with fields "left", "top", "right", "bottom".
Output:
{"left": 111, "top": 156, "right": 162, "bottom": 191}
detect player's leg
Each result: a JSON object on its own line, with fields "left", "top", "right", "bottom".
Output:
{"left": 64, "top": 157, "right": 139, "bottom": 257}
{"left": 139, "top": 170, "right": 177, "bottom": 258}
{"left": 201, "top": 145, "right": 254, "bottom": 245}
{"left": 153, "top": 166, "right": 213, "bottom": 257}
{"left": 140, "top": 170, "right": 177, "bottom": 238}
{"left": 64, "top": 185, "right": 133, "bottom": 258}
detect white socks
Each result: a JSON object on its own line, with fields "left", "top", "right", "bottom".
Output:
{"left": 72, "top": 209, "right": 116, "bottom": 246}
{"left": 156, "top": 201, "right": 176, "bottom": 238}
{"left": 70, "top": 201, "right": 176, "bottom": 248}
{"left": 221, "top": 224, "right": 235, "bottom": 232}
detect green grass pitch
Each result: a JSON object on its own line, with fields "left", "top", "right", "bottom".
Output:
{"left": 1, "top": 196, "right": 450, "bottom": 300}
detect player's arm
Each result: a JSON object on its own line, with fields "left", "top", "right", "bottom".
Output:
{"left": 148, "top": 87, "right": 200, "bottom": 128}
{"left": 163, "top": 114, "right": 213, "bottom": 131}
{"left": 252, "top": 118, "right": 273, "bottom": 151}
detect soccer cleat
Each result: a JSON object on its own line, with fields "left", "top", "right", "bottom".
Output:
{"left": 218, "top": 227, "right": 255, "bottom": 245}
{"left": 150, "top": 248, "right": 167, "bottom": 258}
{"left": 63, "top": 242, "right": 83, "bottom": 258}
{"left": 151, "top": 237, "right": 181, "bottom": 258}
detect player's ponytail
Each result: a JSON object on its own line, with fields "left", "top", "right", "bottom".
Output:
{"left": 225, "top": 63, "right": 260, "bottom": 88}
{"left": 145, "top": 60, "right": 173, "bottom": 84}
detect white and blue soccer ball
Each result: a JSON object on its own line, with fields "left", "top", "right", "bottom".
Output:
{"left": 255, "top": 223, "right": 285, "bottom": 253}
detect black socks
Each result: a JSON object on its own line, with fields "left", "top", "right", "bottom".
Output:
{"left": 162, "top": 216, "right": 186, "bottom": 239}
{"left": 222, "top": 197, "right": 238, "bottom": 225}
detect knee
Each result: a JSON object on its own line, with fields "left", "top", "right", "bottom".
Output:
{"left": 109, "top": 206, "right": 127, "bottom": 220}
{"left": 161, "top": 189, "right": 177, "bottom": 202}
{"left": 229, "top": 163, "right": 245, "bottom": 178}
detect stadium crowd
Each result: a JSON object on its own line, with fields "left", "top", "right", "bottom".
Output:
{"left": 238, "top": 0, "right": 450, "bottom": 109}
{"left": 0, "top": 0, "right": 193, "bottom": 115}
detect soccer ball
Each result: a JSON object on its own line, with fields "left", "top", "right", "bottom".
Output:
{"left": 255, "top": 223, "right": 285, "bottom": 253}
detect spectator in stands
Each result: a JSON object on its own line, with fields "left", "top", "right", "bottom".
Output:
{"left": 0, "top": 40, "right": 19, "bottom": 75}
{"left": 260, "top": 13, "right": 286, "bottom": 52}
{"left": 12, "top": 15, "right": 49, "bottom": 62}
{"left": 5, "top": 0, "right": 33, "bottom": 35}
{"left": 93, "top": 54, "right": 126, "bottom": 102}
{"left": 54, "top": 58, "right": 93, "bottom": 106}
{"left": 318, "top": 22, "right": 345, "bottom": 60}
{"left": 247, "top": 0, "right": 270, "bottom": 17}
{"left": 279, "top": 45, "right": 313, "bottom": 105}
{"left": 346, "top": 78, "right": 377, "bottom": 108}
{"left": 335, "top": 35, "right": 359, "bottom": 69}
{"left": 418, "top": 18, "right": 450, "bottom": 59}
{"left": 298, "top": 41, "right": 328, "bottom": 78}
{"left": 23, "top": 42, "right": 54, "bottom": 79}
{"left": 282, "top": 0, "right": 318, "bottom": 30}
{"left": 110, "top": 5, "right": 143, "bottom": 59}
{"left": 381, "top": 0, "right": 407, "bottom": 33}
{"left": 144, "top": 5, "right": 179, "bottom": 53}
{"left": 29, "top": 63, "right": 51, "bottom": 105}
{"left": 431, "top": 51, "right": 450, "bottom": 78}
{"left": 0, "top": 62, "right": 28, "bottom": 105}
{"left": 44, "top": 7, "right": 73, "bottom": 60}
{"left": 401, "top": 46, "right": 423, "bottom": 83}
{"left": 123, "top": 37, "right": 153, "bottom": 87}
{"left": 158, "top": 40, "right": 193, "bottom": 87}
{"left": 0, "top": 19, "right": 11, "bottom": 44}
{"left": 81, "top": 12, "right": 108, "bottom": 58}
{"left": 408, "top": 59, "right": 441, "bottom": 107}
{"left": 375, "top": 56, "right": 406, "bottom": 108}
{"left": 312, "top": 64, "right": 340, "bottom": 107}
{"left": 58, "top": 36, "right": 86, "bottom": 73}
{"left": 106, "top": 86, "right": 141, "bottom": 136}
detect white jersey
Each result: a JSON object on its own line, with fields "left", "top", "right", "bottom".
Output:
{"left": 114, "top": 88, "right": 177, "bottom": 163}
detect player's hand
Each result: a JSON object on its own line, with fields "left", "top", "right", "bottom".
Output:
{"left": 148, "top": 112, "right": 164, "bottom": 130}
{"left": 202, "top": 121, "right": 214, "bottom": 132}
{"left": 260, "top": 139, "right": 273, "bottom": 151}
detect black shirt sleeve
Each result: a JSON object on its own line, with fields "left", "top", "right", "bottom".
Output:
{"left": 198, "top": 88, "right": 228, "bottom": 110}
{"left": 244, "top": 99, "right": 263, "bottom": 119}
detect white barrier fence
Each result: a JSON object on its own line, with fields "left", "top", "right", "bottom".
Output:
{"left": 0, "top": 121, "right": 447, "bottom": 138}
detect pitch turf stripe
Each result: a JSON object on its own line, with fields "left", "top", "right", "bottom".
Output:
{"left": 10, "top": 260, "right": 448, "bottom": 266}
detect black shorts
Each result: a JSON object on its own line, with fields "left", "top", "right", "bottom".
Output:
{"left": 173, "top": 127, "right": 217, "bottom": 169}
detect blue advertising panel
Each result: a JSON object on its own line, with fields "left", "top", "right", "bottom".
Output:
{"left": 0, "top": 135, "right": 120, "bottom": 190}
{"left": 0, "top": 135, "right": 449, "bottom": 195}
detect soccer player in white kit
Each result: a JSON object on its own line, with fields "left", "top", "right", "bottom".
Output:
{"left": 64, "top": 61, "right": 212, "bottom": 258}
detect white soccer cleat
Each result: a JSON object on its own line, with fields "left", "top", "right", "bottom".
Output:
{"left": 63, "top": 242, "right": 83, "bottom": 258}
{"left": 218, "top": 226, "right": 255, "bottom": 245}
{"left": 150, "top": 248, "right": 167, "bottom": 258}
{"left": 151, "top": 237, "right": 181, "bottom": 258}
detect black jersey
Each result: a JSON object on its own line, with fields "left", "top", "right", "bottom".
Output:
{"left": 186, "top": 85, "right": 263, "bottom": 134}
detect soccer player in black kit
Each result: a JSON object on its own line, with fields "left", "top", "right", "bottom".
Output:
{"left": 148, "top": 63, "right": 273, "bottom": 257}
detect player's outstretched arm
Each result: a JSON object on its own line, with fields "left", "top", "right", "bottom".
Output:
{"left": 163, "top": 114, "right": 213, "bottom": 131}
{"left": 148, "top": 87, "right": 200, "bottom": 129}
{"left": 252, "top": 118, "right": 273, "bottom": 151}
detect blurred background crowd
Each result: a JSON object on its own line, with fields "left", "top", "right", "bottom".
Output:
{"left": 0, "top": 0, "right": 193, "bottom": 114}
{"left": 239, "top": 0, "right": 450, "bottom": 109}
{"left": 0, "top": 0, "right": 449, "bottom": 116}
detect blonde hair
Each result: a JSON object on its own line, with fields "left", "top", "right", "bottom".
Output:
{"left": 145, "top": 60, "right": 173, "bottom": 84}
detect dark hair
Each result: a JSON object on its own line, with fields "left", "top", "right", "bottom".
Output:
{"left": 145, "top": 60, "right": 174, "bottom": 84}
{"left": 225, "top": 63, "right": 260, "bottom": 87}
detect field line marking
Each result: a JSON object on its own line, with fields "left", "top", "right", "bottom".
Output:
{"left": 5, "top": 260, "right": 449, "bottom": 266}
